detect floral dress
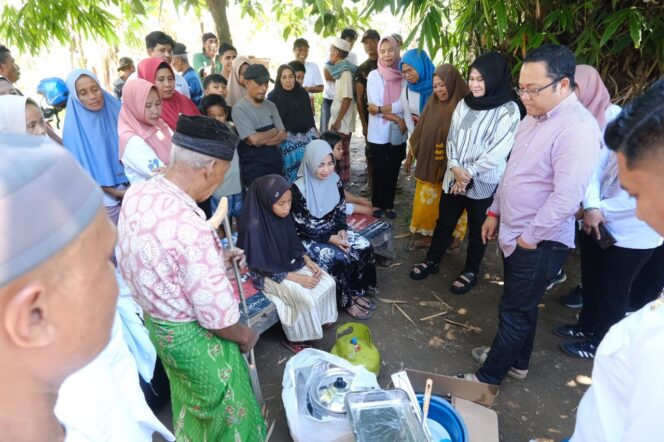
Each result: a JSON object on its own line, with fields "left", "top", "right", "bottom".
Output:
{"left": 290, "top": 180, "right": 377, "bottom": 308}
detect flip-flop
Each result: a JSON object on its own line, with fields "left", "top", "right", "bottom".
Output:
{"left": 281, "top": 340, "right": 311, "bottom": 354}
{"left": 346, "top": 302, "right": 373, "bottom": 320}
{"left": 353, "top": 296, "right": 377, "bottom": 311}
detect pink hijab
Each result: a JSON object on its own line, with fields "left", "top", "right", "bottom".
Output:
{"left": 377, "top": 36, "right": 403, "bottom": 106}
{"left": 575, "top": 65, "right": 611, "bottom": 129}
{"left": 118, "top": 78, "right": 173, "bottom": 165}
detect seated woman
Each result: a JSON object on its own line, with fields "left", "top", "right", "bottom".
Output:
{"left": 268, "top": 64, "right": 318, "bottom": 183}
{"left": 320, "top": 131, "right": 375, "bottom": 217}
{"left": 238, "top": 174, "right": 338, "bottom": 345}
{"left": 137, "top": 58, "right": 200, "bottom": 130}
{"left": 63, "top": 69, "right": 128, "bottom": 224}
{"left": 0, "top": 95, "right": 47, "bottom": 135}
{"left": 118, "top": 78, "right": 173, "bottom": 184}
{"left": 291, "top": 140, "right": 378, "bottom": 320}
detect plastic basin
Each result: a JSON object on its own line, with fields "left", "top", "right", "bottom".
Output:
{"left": 416, "top": 394, "right": 469, "bottom": 442}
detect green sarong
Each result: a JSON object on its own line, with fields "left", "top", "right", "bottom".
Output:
{"left": 145, "top": 316, "right": 266, "bottom": 442}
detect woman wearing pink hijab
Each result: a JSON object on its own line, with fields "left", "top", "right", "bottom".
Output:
{"left": 118, "top": 78, "right": 173, "bottom": 184}
{"left": 553, "top": 64, "right": 663, "bottom": 361}
{"left": 365, "top": 36, "right": 408, "bottom": 219}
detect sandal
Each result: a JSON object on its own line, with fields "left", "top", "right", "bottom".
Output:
{"left": 281, "top": 340, "right": 311, "bottom": 354}
{"left": 346, "top": 302, "right": 373, "bottom": 320}
{"left": 409, "top": 261, "right": 439, "bottom": 281}
{"left": 353, "top": 296, "right": 377, "bottom": 311}
{"left": 451, "top": 271, "right": 477, "bottom": 294}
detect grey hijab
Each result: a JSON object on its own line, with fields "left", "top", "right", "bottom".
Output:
{"left": 294, "top": 139, "right": 340, "bottom": 218}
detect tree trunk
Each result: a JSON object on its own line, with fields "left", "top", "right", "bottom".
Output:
{"left": 204, "top": 0, "right": 232, "bottom": 44}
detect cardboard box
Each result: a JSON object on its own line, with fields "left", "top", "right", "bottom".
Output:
{"left": 400, "top": 369, "right": 500, "bottom": 442}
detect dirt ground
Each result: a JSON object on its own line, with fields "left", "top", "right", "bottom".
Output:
{"left": 157, "top": 134, "right": 594, "bottom": 442}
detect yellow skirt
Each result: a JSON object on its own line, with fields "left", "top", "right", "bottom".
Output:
{"left": 410, "top": 179, "right": 467, "bottom": 240}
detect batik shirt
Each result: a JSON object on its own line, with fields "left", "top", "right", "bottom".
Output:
{"left": 117, "top": 175, "right": 240, "bottom": 330}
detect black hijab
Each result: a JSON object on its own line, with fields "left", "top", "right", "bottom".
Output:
{"left": 238, "top": 174, "right": 306, "bottom": 274}
{"left": 267, "top": 64, "right": 316, "bottom": 134}
{"left": 463, "top": 52, "right": 515, "bottom": 111}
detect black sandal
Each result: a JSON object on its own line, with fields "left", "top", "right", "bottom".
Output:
{"left": 409, "top": 261, "right": 440, "bottom": 280}
{"left": 451, "top": 272, "right": 477, "bottom": 294}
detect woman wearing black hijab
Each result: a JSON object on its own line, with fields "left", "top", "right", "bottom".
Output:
{"left": 409, "top": 53, "right": 521, "bottom": 295}
{"left": 268, "top": 64, "right": 318, "bottom": 183}
{"left": 238, "top": 174, "right": 337, "bottom": 344}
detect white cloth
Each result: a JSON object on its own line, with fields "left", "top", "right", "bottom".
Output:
{"left": 347, "top": 52, "right": 359, "bottom": 65}
{"left": 366, "top": 69, "right": 406, "bottom": 144}
{"left": 121, "top": 135, "right": 164, "bottom": 185}
{"left": 129, "top": 71, "right": 190, "bottom": 98}
{"left": 583, "top": 105, "right": 662, "bottom": 249}
{"left": 115, "top": 269, "right": 157, "bottom": 383}
{"left": 571, "top": 298, "right": 664, "bottom": 442}
{"left": 57, "top": 312, "right": 174, "bottom": 442}
{"left": 303, "top": 61, "right": 324, "bottom": 97}
{"left": 262, "top": 267, "right": 337, "bottom": 341}
{"left": 0, "top": 95, "right": 27, "bottom": 133}
{"left": 400, "top": 87, "right": 421, "bottom": 135}
{"left": 323, "top": 78, "right": 335, "bottom": 100}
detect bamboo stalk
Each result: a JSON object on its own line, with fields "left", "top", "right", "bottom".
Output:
{"left": 395, "top": 303, "right": 419, "bottom": 329}
{"left": 419, "top": 311, "right": 448, "bottom": 321}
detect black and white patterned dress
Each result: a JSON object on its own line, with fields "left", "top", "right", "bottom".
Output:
{"left": 290, "top": 181, "right": 377, "bottom": 308}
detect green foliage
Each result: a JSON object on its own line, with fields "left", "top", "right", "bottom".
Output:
{"left": 362, "top": 0, "right": 663, "bottom": 101}
{"left": 240, "top": 0, "right": 370, "bottom": 41}
{"left": 0, "top": 0, "right": 152, "bottom": 54}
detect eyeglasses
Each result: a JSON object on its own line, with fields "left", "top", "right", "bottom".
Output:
{"left": 514, "top": 78, "right": 563, "bottom": 97}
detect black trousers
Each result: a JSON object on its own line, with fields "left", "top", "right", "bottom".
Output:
{"left": 630, "top": 244, "right": 664, "bottom": 310}
{"left": 370, "top": 142, "right": 406, "bottom": 210}
{"left": 577, "top": 233, "right": 655, "bottom": 344}
{"left": 478, "top": 241, "right": 570, "bottom": 385}
{"left": 425, "top": 193, "right": 493, "bottom": 275}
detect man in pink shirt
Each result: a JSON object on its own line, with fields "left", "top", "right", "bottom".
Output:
{"left": 117, "top": 115, "right": 266, "bottom": 441}
{"left": 466, "top": 45, "right": 602, "bottom": 385}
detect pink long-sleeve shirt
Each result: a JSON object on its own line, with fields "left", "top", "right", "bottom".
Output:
{"left": 490, "top": 93, "right": 601, "bottom": 257}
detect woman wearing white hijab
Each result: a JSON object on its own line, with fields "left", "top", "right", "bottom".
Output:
{"left": 290, "top": 140, "right": 378, "bottom": 320}
{"left": 0, "top": 95, "right": 48, "bottom": 135}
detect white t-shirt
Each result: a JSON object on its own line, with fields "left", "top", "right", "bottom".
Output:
{"left": 303, "top": 61, "right": 324, "bottom": 97}
{"left": 323, "top": 54, "right": 359, "bottom": 100}
{"left": 571, "top": 298, "right": 664, "bottom": 442}
{"left": 366, "top": 69, "right": 406, "bottom": 144}
{"left": 121, "top": 136, "right": 164, "bottom": 185}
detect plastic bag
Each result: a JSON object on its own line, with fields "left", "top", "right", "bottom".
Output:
{"left": 282, "top": 348, "right": 380, "bottom": 442}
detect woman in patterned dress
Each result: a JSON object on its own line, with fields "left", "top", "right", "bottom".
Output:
{"left": 268, "top": 64, "right": 318, "bottom": 183}
{"left": 290, "top": 140, "right": 378, "bottom": 320}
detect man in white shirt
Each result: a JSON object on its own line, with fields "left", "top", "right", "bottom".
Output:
{"left": 293, "top": 38, "right": 324, "bottom": 108}
{"left": 570, "top": 79, "right": 664, "bottom": 441}
{"left": 321, "top": 29, "right": 359, "bottom": 132}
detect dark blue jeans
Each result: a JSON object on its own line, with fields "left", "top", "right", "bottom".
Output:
{"left": 477, "top": 240, "right": 571, "bottom": 385}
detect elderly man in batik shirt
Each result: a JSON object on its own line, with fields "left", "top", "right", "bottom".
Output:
{"left": 117, "top": 115, "right": 266, "bottom": 441}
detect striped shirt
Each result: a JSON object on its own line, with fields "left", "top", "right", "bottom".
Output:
{"left": 490, "top": 93, "right": 602, "bottom": 256}
{"left": 443, "top": 100, "right": 520, "bottom": 199}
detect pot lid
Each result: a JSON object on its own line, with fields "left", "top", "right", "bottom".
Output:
{"left": 309, "top": 368, "right": 354, "bottom": 415}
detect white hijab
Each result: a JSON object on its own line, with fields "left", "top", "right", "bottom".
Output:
{"left": 294, "top": 139, "right": 341, "bottom": 218}
{"left": 0, "top": 95, "right": 28, "bottom": 134}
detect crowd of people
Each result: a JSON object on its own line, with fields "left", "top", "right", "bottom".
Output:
{"left": 0, "top": 22, "right": 663, "bottom": 442}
